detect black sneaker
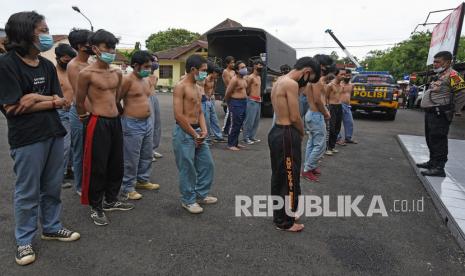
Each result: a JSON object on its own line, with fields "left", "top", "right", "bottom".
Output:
{"left": 90, "top": 208, "right": 109, "bottom": 226}
{"left": 41, "top": 228, "right": 81, "bottom": 241}
{"left": 214, "top": 138, "right": 227, "bottom": 143}
{"left": 15, "top": 244, "right": 35, "bottom": 266}
{"left": 103, "top": 200, "right": 134, "bottom": 211}
{"left": 416, "top": 161, "right": 432, "bottom": 169}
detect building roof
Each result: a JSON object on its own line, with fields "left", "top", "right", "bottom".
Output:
{"left": 199, "top": 18, "right": 242, "bottom": 40}
{"left": 155, "top": 40, "right": 208, "bottom": 60}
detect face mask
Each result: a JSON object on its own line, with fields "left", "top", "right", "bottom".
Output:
{"left": 195, "top": 71, "right": 208, "bottom": 81}
{"left": 344, "top": 77, "right": 351, "bottom": 82}
{"left": 297, "top": 73, "right": 310, "bottom": 88}
{"left": 239, "top": 68, "right": 248, "bottom": 76}
{"left": 57, "top": 59, "right": 68, "bottom": 70}
{"left": 138, "top": 69, "right": 151, "bottom": 78}
{"left": 35, "top": 34, "right": 54, "bottom": 52}
{"left": 97, "top": 49, "right": 116, "bottom": 64}
{"left": 151, "top": 62, "right": 159, "bottom": 71}
{"left": 433, "top": 67, "right": 446, "bottom": 73}
{"left": 84, "top": 45, "right": 94, "bottom": 55}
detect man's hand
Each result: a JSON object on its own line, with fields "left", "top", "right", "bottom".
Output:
{"left": 324, "top": 111, "right": 331, "bottom": 120}
{"left": 194, "top": 131, "right": 207, "bottom": 148}
{"left": 15, "top": 93, "right": 39, "bottom": 114}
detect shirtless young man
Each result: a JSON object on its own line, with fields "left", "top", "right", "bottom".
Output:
{"left": 76, "top": 29, "right": 134, "bottom": 226}
{"left": 326, "top": 68, "right": 346, "bottom": 153}
{"left": 243, "top": 59, "right": 264, "bottom": 145}
{"left": 222, "top": 56, "right": 235, "bottom": 135}
{"left": 338, "top": 69, "right": 357, "bottom": 145}
{"left": 54, "top": 43, "right": 76, "bottom": 188}
{"left": 67, "top": 28, "right": 93, "bottom": 195}
{"left": 204, "top": 64, "right": 225, "bottom": 143}
{"left": 269, "top": 57, "right": 319, "bottom": 232}
{"left": 148, "top": 54, "right": 163, "bottom": 161}
{"left": 119, "top": 50, "right": 160, "bottom": 201}
{"left": 172, "top": 54, "right": 216, "bottom": 214}
{"left": 224, "top": 61, "right": 248, "bottom": 151}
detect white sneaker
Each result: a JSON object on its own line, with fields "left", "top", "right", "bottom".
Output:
{"left": 153, "top": 151, "right": 163, "bottom": 159}
{"left": 332, "top": 149, "right": 339, "bottom": 153}
{"left": 182, "top": 203, "right": 203, "bottom": 214}
{"left": 197, "top": 196, "right": 218, "bottom": 205}
{"left": 325, "top": 150, "right": 334, "bottom": 156}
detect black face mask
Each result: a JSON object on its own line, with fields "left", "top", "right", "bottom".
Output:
{"left": 344, "top": 77, "right": 351, "bottom": 83}
{"left": 297, "top": 73, "right": 310, "bottom": 88}
{"left": 57, "top": 59, "right": 68, "bottom": 70}
{"left": 256, "top": 67, "right": 263, "bottom": 73}
{"left": 84, "top": 45, "right": 94, "bottom": 55}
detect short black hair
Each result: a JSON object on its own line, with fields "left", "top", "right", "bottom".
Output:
{"left": 280, "top": 64, "right": 291, "bottom": 73}
{"left": 186, "top": 54, "right": 207, "bottom": 73}
{"left": 207, "top": 62, "right": 216, "bottom": 74}
{"left": 5, "top": 11, "right": 45, "bottom": 56}
{"left": 235, "top": 60, "right": 246, "bottom": 71}
{"left": 345, "top": 68, "right": 352, "bottom": 74}
{"left": 68, "top": 28, "right": 92, "bottom": 50}
{"left": 89, "top": 29, "right": 119, "bottom": 49}
{"left": 151, "top": 53, "right": 159, "bottom": 61}
{"left": 225, "top": 56, "right": 235, "bottom": 65}
{"left": 130, "top": 50, "right": 152, "bottom": 68}
{"left": 55, "top": 43, "right": 76, "bottom": 58}
{"left": 253, "top": 59, "right": 265, "bottom": 66}
{"left": 313, "top": 54, "right": 334, "bottom": 66}
{"left": 434, "top": 51, "right": 453, "bottom": 61}
{"left": 293, "top": 57, "right": 321, "bottom": 82}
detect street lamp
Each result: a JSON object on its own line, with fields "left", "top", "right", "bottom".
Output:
{"left": 71, "top": 6, "right": 94, "bottom": 31}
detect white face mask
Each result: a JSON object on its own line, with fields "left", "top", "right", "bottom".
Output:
{"left": 433, "top": 67, "right": 445, "bottom": 73}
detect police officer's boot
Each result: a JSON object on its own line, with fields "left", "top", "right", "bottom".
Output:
{"left": 416, "top": 161, "right": 432, "bottom": 169}
{"left": 421, "top": 167, "right": 446, "bottom": 177}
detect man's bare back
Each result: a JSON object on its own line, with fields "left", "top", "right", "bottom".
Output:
{"left": 222, "top": 68, "right": 235, "bottom": 88}
{"left": 271, "top": 76, "right": 303, "bottom": 136}
{"left": 77, "top": 64, "right": 122, "bottom": 117}
{"left": 121, "top": 73, "right": 152, "bottom": 119}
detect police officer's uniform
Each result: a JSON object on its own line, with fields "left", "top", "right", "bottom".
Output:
{"left": 418, "top": 67, "right": 465, "bottom": 176}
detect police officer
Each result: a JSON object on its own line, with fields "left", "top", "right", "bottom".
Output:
{"left": 417, "top": 51, "right": 465, "bottom": 177}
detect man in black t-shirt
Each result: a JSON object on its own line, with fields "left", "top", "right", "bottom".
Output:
{"left": 0, "top": 11, "right": 80, "bottom": 266}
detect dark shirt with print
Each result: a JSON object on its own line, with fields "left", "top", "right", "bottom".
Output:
{"left": 0, "top": 51, "right": 66, "bottom": 149}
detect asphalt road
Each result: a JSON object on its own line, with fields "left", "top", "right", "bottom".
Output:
{"left": 1, "top": 93, "right": 465, "bottom": 275}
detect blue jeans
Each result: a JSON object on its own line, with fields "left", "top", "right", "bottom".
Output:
{"left": 227, "top": 98, "right": 247, "bottom": 147}
{"left": 299, "top": 94, "right": 309, "bottom": 119}
{"left": 121, "top": 116, "right": 153, "bottom": 194}
{"left": 11, "top": 137, "right": 64, "bottom": 245}
{"left": 201, "top": 100, "right": 212, "bottom": 143}
{"left": 172, "top": 124, "right": 214, "bottom": 205}
{"left": 207, "top": 99, "right": 223, "bottom": 139}
{"left": 69, "top": 105, "right": 83, "bottom": 192}
{"left": 58, "top": 109, "right": 71, "bottom": 176}
{"left": 243, "top": 99, "right": 261, "bottom": 141}
{"left": 149, "top": 94, "right": 162, "bottom": 151}
{"left": 337, "top": 103, "right": 354, "bottom": 141}
{"left": 303, "top": 110, "right": 327, "bottom": 171}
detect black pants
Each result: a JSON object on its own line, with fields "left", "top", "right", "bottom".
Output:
{"left": 328, "top": 104, "right": 343, "bottom": 150}
{"left": 425, "top": 111, "right": 451, "bottom": 169}
{"left": 82, "top": 115, "right": 124, "bottom": 209}
{"left": 268, "top": 124, "right": 301, "bottom": 229}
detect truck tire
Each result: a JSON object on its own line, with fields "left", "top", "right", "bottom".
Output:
{"left": 386, "top": 110, "right": 397, "bottom": 121}
{"left": 261, "top": 104, "right": 274, "bottom": 118}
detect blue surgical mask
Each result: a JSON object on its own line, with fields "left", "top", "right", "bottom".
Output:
{"left": 195, "top": 71, "right": 208, "bottom": 81}
{"left": 35, "top": 34, "right": 54, "bottom": 52}
{"left": 239, "top": 68, "right": 248, "bottom": 76}
{"left": 138, "top": 69, "right": 151, "bottom": 78}
{"left": 151, "top": 62, "right": 159, "bottom": 71}
{"left": 98, "top": 51, "right": 116, "bottom": 64}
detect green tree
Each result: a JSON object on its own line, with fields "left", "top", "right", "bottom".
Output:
{"left": 146, "top": 28, "right": 200, "bottom": 53}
